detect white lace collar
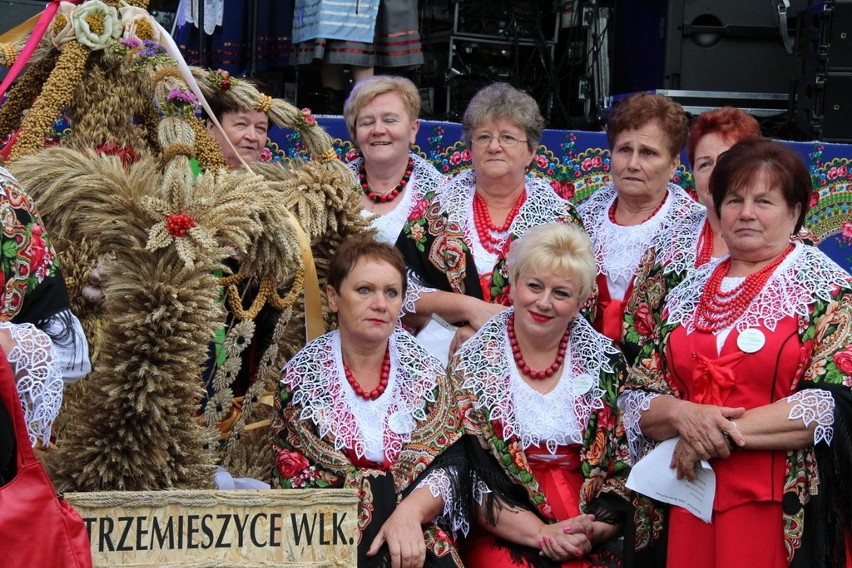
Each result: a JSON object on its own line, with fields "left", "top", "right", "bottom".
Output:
{"left": 281, "top": 327, "right": 442, "bottom": 461}
{"left": 578, "top": 183, "right": 702, "bottom": 282}
{"left": 666, "top": 243, "right": 852, "bottom": 334}
{"left": 455, "top": 310, "right": 617, "bottom": 454}
{"left": 350, "top": 153, "right": 447, "bottom": 244}
{"left": 657, "top": 208, "right": 708, "bottom": 275}
{"left": 442, "top": 171, "right": 573, "bottom": 267}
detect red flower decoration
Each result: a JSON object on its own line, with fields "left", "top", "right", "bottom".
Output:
{"left": 633, "top": 304, "right": 655, "bottom": 338}
{"left": 834, "top": 347, "right": 852, "bottom": 376}
{"left": 276, "top": 449, "right": 310, "bottom": 478}
{"left": 96, "top": 141, "right": 138, "bottom": 167}
{"left": 165, "top": 213, "right": 196, "bottom": 237}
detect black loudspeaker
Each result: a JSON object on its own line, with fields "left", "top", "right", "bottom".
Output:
{"left": 794, "top": 1, "right": 852, "bottom": 141}
{"left": 662, "top": 0, "right": 806, "bottom": 93}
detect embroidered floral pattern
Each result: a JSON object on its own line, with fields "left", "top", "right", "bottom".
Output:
{"left": 451, "top": 309, "right": 630, "bottom": 522}
{"left": 625, "top": 244, "right": 852, "bottom": 562}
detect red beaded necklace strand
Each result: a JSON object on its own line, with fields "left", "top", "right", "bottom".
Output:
{"left": 360, "top": 157, "right": 414, "bottom": 203}
{"left": 343, "top": 346, "right": 391, "bottom": 400}
{"left": 473, "top": 189, "right": 527, "bottom": 255}
{"left": 694, "top": 219, "right": 715, "bottom": 267}
{"left": 694, "top": 244, "right": 795, "bottom": 333}
{"left": 508, "top": 313, "right": 570, "bottom": 380}
{"left": 607, "top": 194, "right": 667, "bottom": 226}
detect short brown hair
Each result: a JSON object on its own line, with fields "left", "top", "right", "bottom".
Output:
{"left": 686, "top": 107, "right": 762, "bottom": 167}
{"left": 343, "top": 76, "right": 421, "bottom": 146}
{"left": 328, "top": 235, "right": 407, "bottom": 296}
{"left": 710, "top": 139, "right": 811, "bottom": 233}
{"left": 606, "top": 93, "right": 687, "bottom": 158}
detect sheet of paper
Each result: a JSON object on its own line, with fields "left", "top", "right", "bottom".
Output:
{"left": 626, "top": 436, "right": 716, "bottom": 523}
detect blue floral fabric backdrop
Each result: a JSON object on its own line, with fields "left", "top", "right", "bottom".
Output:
{"left": 265, "top": 117, "right": 851, "bottom": 272}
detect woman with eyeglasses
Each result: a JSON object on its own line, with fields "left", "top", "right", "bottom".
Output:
{"left": 396, "top": 83, "right": 585, "bottom": 361}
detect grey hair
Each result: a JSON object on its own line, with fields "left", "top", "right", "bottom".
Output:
{"left": 462, "top": 83, "right": 544, "bottom": 151}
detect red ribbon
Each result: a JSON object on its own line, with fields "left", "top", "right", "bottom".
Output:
{"left": 0, "top": 1, "right": 83, "bottom": 101}
{"left": 691, "top": 351, "right": 746, "bottom": 405}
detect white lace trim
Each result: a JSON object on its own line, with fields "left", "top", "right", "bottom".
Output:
{"left": 455, "top": 310, "right": 615, "bottom": 454}
{"left": 657, "top": 209, "right": 707, "bottom": 275}
{"left": 666, "top": 244, "right": 852, "bottom": 334}
{"left": 787, "top": 389, "right": 835, "bottom": 446}
{"left": 280, "top": 327, "right": 441, "bottom": 463}
{"left": 440, "top": 171, "right": 576, "bottom": 272}
{"left": 414, "top": 467, "right": 487, "bottom": 537}
{"left": 403, "top": 269, "right": 436, "bottom": 315}
{"left": 617, "top": 390, "right": 661, "bottom": 464}
{"left": 352, "top": 154, "right": 447, "bottom": 245}
{"left": 1, "top": 321, "right": 63, "bottom": 446}
{"left": 578, "top": 183, "right": 702, "bottom": 284}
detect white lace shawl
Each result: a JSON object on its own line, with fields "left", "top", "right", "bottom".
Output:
{"left": 440, "top": 171, "right": 576, "bottom": 275}
{"left": 0, "top": 321, "right": 63, "bottom": 446}
{"left": 454, "top": 310, "right": 618, "bottom": 454}
{"left": 665, "top": 243, "right": 852, "bottom": 334}
{"left": 280, "top": 327, "right": 442, "bottom": 463}
{"left": 577, "top": 183, "right": 702, "bottom": 284}
{"left": 351, "top": 153, "right": 447, "bottom": 245}
{"left": 656, "top": 208, "right": 708, "bottom": 275}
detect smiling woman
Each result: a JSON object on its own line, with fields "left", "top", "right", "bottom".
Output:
{"left": 343, "top": 76, "right": 447, "bottom": 244}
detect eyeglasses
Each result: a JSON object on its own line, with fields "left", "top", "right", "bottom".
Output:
{"left": 471, "top": 133, "right": 528, "bottom": 148}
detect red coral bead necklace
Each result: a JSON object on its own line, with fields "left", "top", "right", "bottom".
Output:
{"left": 473, "top": 189, "right": 527, "bottom": 254}
{"left": 343, "top": 346, "right": 391, "bottom": 400}
{"left": 694, "top": 243, "right": 794, "bottom": 332}
{"left": 360, "top": 157, "right": 414, "bottom": 203}
{"left": 508, "top": 313, "right": 570, "bottom": 380}
{"left": 608, "top": 194, "right": 667, "bottom": 225}
{"left": 694, "top": 219, "right": 715, "bottom": 267}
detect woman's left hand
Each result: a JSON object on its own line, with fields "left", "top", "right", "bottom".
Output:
{"left": 537, "top": 517, "right": 594, "bottom": 561}
{"left": 671, "top": 436, "right": 707, "bottom": 481}
{"left": 367, "top": 506, "right": 427, "bottom": 568}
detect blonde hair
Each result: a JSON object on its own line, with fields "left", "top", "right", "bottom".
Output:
{"left": 343, "top": 75, "right": 421, "bottom": 145}
{"left": 506, "top": 223, "right": 596, "bottom": 300}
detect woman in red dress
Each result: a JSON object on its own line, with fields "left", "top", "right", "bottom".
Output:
{"left": 622, "top": 139, "right": 852, "bottom": 567}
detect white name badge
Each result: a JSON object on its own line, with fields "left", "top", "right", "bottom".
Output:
{"left": 737, "top": 328, "right": 765, "bottom": 353}
{"left": 572, "top": 373, "right": 596, "bottom": 396}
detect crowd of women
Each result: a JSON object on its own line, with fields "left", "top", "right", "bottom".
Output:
{"left": 272, "top": 75, "right": 852, "bottom": 568}
{"left": 0, "top": 68, "right": 849, "bottom": 567}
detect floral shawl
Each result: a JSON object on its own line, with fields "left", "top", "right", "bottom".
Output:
{"left": 451, "top": 310, "right": 631, "bottom": 563}
{"left": 623, "top": 244, "right": 852, "bottom": 565}
{"left": 270, "top": 327, "right": 463, "bottom": 565}
{"left": 622, "top": 208, "right": 708, "bottom": 365}
{"left": 0, "top": 167, "right": 66, "bottom": 326}
{"left": 396, "top": 171, "right": 584, "bottom": 305}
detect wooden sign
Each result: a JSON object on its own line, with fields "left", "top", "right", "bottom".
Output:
{"left": 65, "top": 489, "right": 359, "bottom": 567}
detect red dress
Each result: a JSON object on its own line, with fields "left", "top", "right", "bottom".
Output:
{"left": 461, "top": 444, "right": 592, "bottom": 568}
{"left": 664, "top": 317, "right": 800, "bottom": 568}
